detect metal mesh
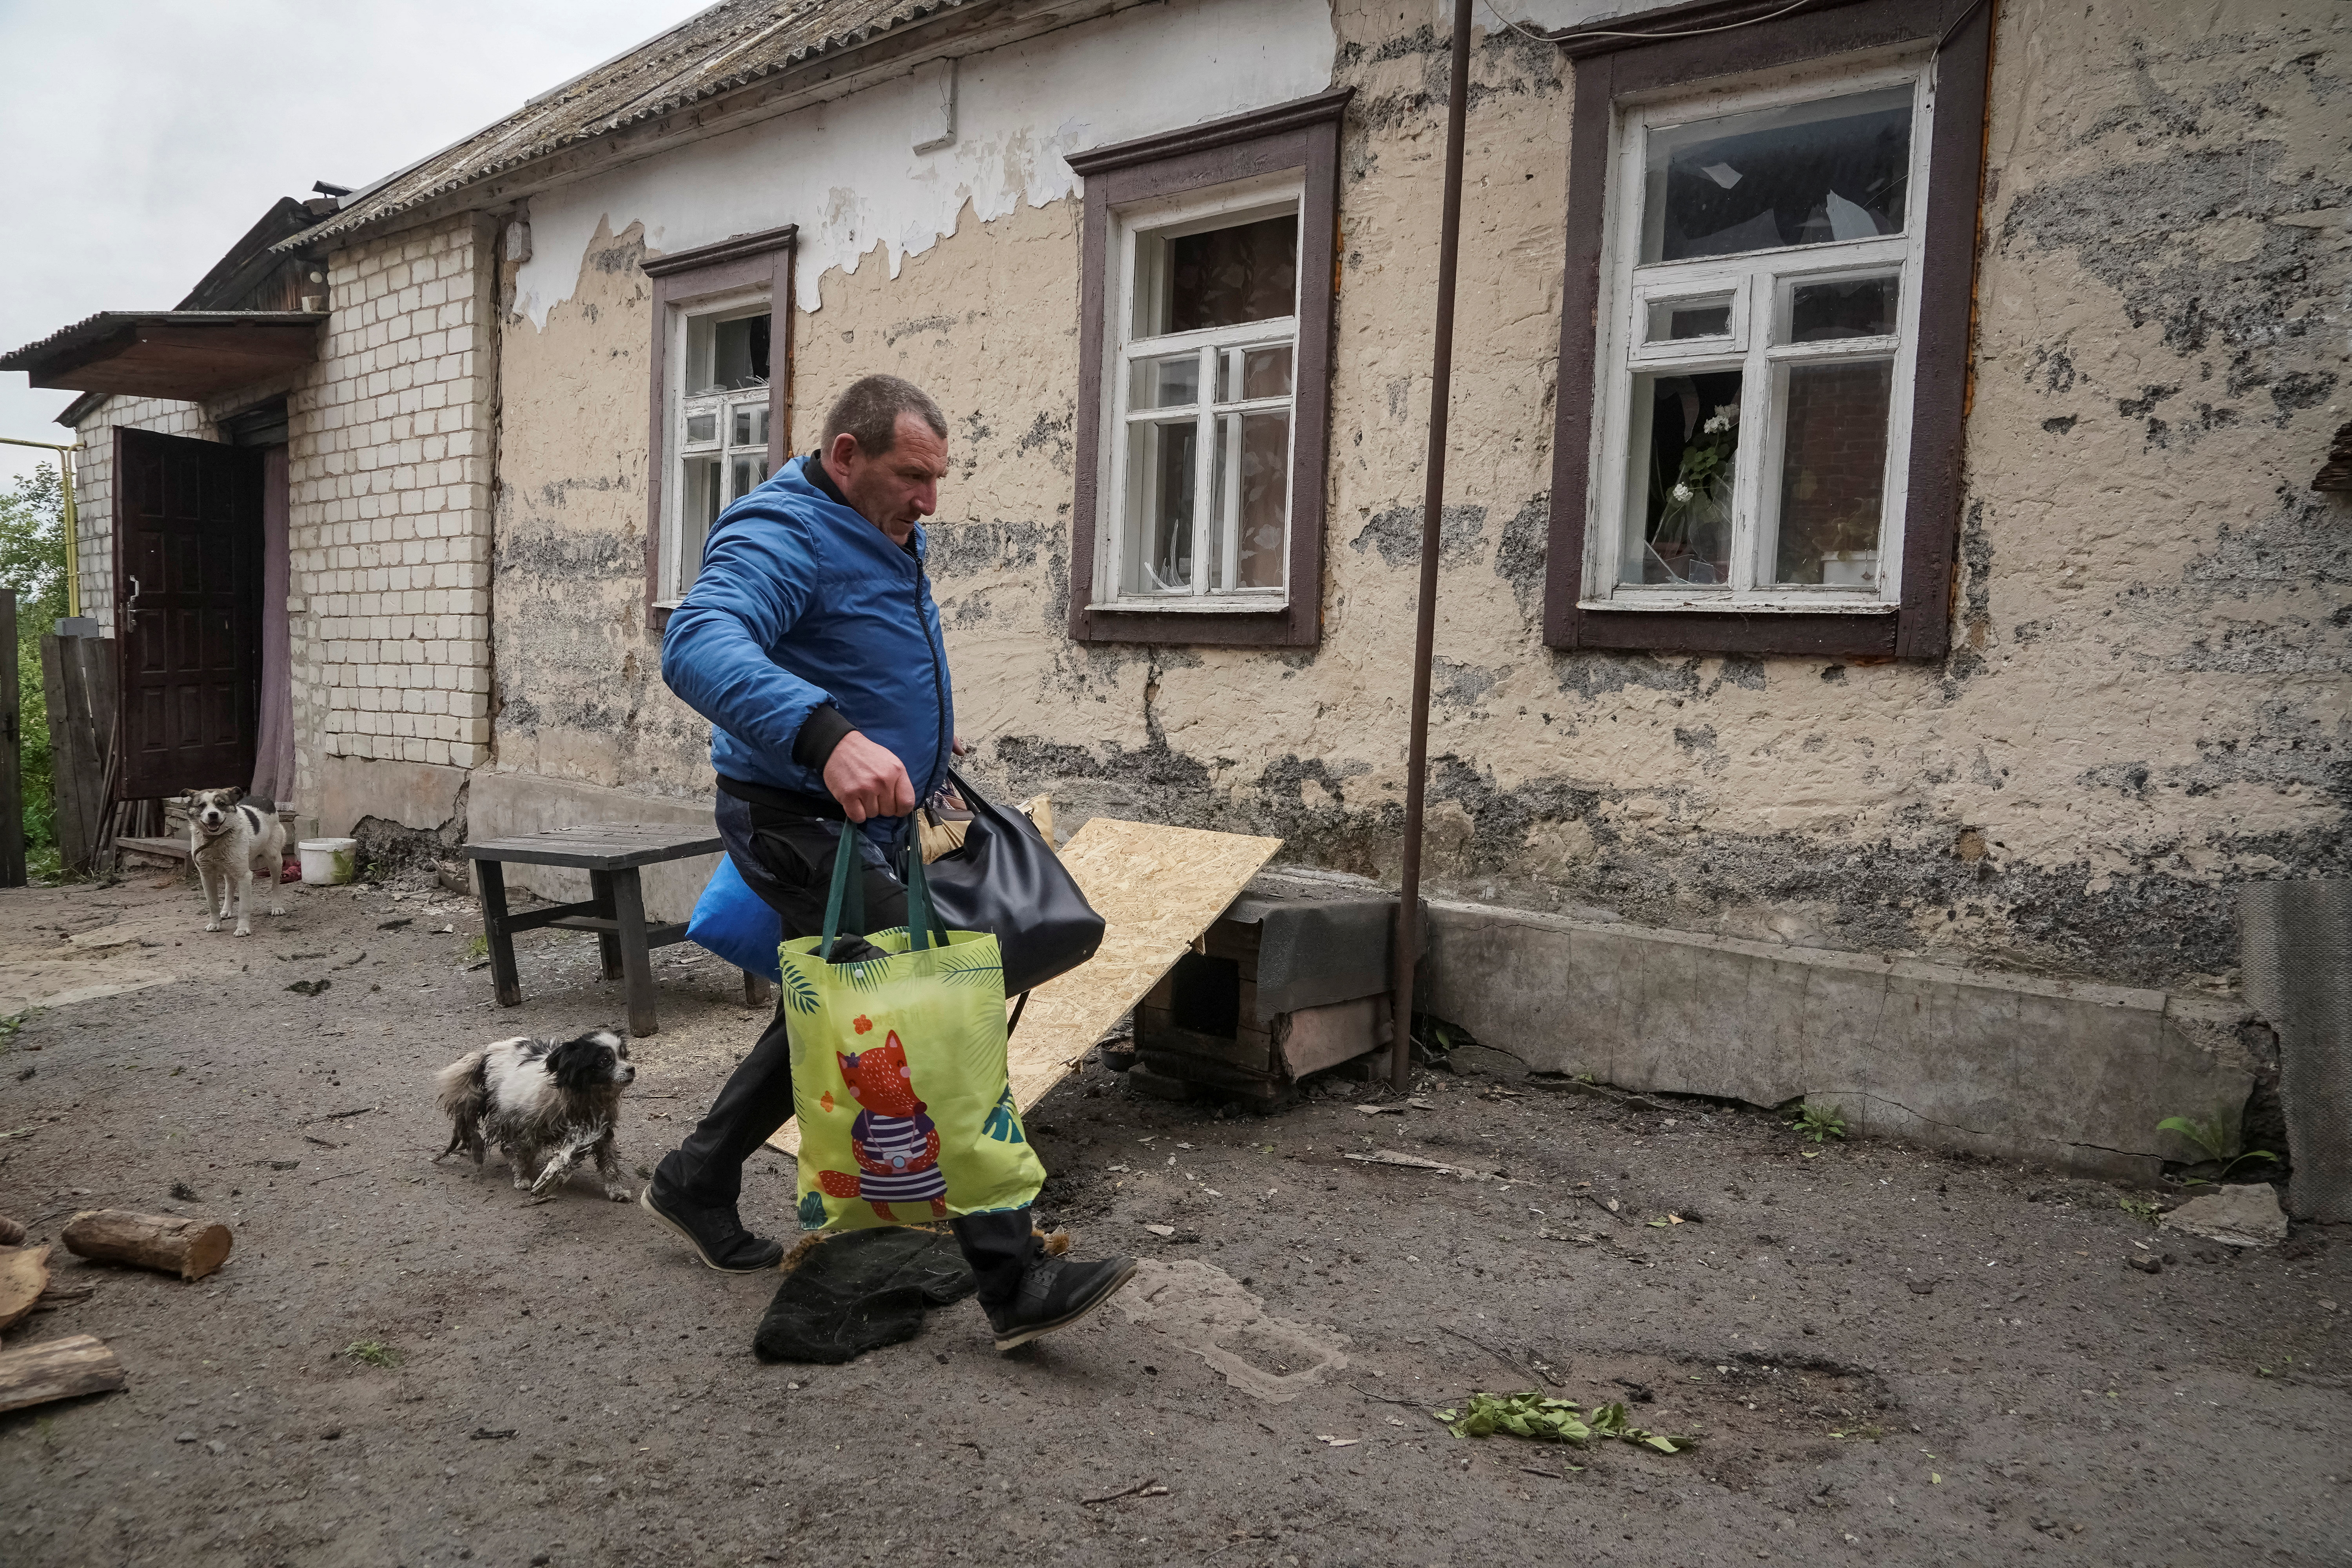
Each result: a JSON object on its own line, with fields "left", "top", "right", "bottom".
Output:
{"left": 2241, "top": 880, "right": 2352, "bottom": 1223}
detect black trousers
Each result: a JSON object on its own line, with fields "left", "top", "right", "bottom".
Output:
{"left": 656, "top": 791, "right": 1039, "bottom": 1306}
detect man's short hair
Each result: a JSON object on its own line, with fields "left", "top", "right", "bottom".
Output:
{"left": 822, "top": 375, "right": 947, "bottom": 459}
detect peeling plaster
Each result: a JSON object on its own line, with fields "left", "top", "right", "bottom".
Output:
{"left": 511, "top": 0, "right": 1338, "bottom": 323}
{"left": 490, "top": 0, "right": 2350, "bottom": 1000}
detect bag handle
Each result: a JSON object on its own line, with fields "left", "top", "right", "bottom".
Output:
{"left": 902, "top": 831, "right": 944, "bottom": 952}
{"left": 818, "top": 824, "right": 867, "bottom": 962}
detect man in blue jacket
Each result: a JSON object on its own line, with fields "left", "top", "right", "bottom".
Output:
{"left": 644, "top": 374, "right": 1135, "bottom": 1350}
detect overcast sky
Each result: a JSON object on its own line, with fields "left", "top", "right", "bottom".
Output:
{"left": 0, "top": 0, "right": 714, "bottom": 487}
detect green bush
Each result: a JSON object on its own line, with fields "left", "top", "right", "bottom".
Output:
{"left": 0, "top": 464, "right": 70, "bottom": 868}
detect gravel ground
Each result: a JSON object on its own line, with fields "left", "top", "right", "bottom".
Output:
{"left": 1, "top": 871, "right": 2346, "bottom": 1568}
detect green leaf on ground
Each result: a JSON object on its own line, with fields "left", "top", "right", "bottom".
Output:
{"left": 1436, "top": 1390, "right": 1694, "bottom": 1453}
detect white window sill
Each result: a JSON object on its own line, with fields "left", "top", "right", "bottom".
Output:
{"left": 1090, "top": 596, "right": 1290, "bottom": 615}
{"left": 1579, "top": 594, "right": 1896, "bottom": 614}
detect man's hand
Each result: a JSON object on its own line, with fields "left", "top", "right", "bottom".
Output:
{"left": 824, "top": 730, "right": 915, "bottom": 823}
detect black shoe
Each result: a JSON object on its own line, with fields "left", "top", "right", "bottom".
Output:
{"left": 984, "top": 1252, "right": 1138, "bottom": 1352}
{"left": 639, "top": 1184, "right": 785, "bottom": 1273}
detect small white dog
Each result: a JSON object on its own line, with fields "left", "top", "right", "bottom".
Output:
{"left": 435, "top": 1031, "right": 637, "bottom": 1200}
{"left": 179, "top": 787, "right": 287, "bottom": 937}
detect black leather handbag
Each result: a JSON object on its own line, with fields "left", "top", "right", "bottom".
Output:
{"left": 920, "top": 769, "right": 1104, "bottom": 999}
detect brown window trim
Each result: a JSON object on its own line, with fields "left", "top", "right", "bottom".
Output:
{"left": 642, "top": 223, "right": 797, "bottom": 633}
{"left": 1542, "top": 0, "right": 1991, "bottom": 659}
{"left": 1066, "top": 87, "right": 1350, "bottom": 649}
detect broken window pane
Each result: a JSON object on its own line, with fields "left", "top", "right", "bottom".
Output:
{"left": 1641, "top": 86, "right": 1912, "bottom": 263}
{"left": 1771, "top": 359, "right": 1893, "bottom": 586}
{"left": 1132, "top": 212, "right": 1298, "bottom": 338}
{"left": 1131, "top": 352, "right": 1200, "bottom": 410}
{"left": 711, "top": 313, "right": 770, "bottom": 390}
{"left": 683, "top": 455, "right": 724, "bottom": 582}
{"left": 730, "top": 454, "right": 769, "bottom": 504}
{"left": 1212, "top": 407, "right": 1291, "bottom": 591}
{"left": 1623, "top": 368, "right": 1743, "bottom": 587}
{"left": 1645, "top": 294, "right": 1735, "bottom": 343}
{"left": 1787, "top": 275, "right": 1899, "bottom": 341}
{"left": 1124, "top": 419, "right": 1197, "bottom": 594}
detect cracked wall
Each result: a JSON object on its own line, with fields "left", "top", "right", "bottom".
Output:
{"left": 492, "top": 0, "right": 2349, "bottom": 1000}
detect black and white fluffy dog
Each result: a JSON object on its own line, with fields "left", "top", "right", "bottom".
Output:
{"left": 436, "top": 1030, "right": 637, "bottom": 1200}
{"left": 178, "top": 786, "right": 287, "bottom": 937}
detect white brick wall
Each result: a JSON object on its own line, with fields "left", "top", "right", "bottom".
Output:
{"left": 287, "top": 215, "right": 499, "bottom": 788}
{"left": 68, "top": 396, "right": 218, "bottom": 633}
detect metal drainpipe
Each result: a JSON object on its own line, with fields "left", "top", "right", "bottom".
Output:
{"left": 1390, "top": 0, "right": 1474, "bottom": 1092}
{"left": 0, "top": 437, "right": 82, "bottom": 618}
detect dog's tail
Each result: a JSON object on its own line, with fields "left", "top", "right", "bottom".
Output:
{"left": 435, "top": 1050, "right": 490, "bottom": 1157}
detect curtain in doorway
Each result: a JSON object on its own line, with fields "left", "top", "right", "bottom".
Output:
{"left": 250, "top": 445, "right": 296, "bottom": 809}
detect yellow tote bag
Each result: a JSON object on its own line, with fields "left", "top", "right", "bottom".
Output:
{"left": 779, "top": 827, "right": 1044, "bottom": 1232}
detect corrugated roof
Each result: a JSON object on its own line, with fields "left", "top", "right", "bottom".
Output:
{"left": 289, "top": 0, "right": 973, "bottom": 249}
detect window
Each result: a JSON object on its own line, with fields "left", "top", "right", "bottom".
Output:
{"left": 1068, "top": 89, "right": 1348, "bottom": 648}
{"left": 1111, "top": 194, "right": 1299, "bottom": 604}
{"left": 641, "top": 225, "right": 795, "bottom": 630}
{"left": 1544, "top": 0, "right": 1994, "bottom": 659}
{"left": 1600, "top": 76, "right": 1926, "bottom": 603}
{"left": 668, "top": 303, "right": 774, "bottom": 601}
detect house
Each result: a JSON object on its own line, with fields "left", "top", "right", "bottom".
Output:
{"left": 5, "top": 0, "right": 2345, "bottom": 1175}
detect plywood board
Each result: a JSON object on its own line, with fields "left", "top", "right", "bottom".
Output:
{"left": 767, "top": 817, "right": 1283, "bottom": 1155}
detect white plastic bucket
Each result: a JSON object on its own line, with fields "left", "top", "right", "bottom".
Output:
{"left": 298, "top": 837, "right": 359, "bottom": 885}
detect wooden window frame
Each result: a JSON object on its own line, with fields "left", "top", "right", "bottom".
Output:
{"left": 642, "top": 224, "right": 795, "bottom": 633}
{"left": 1067, "top": 88, "right": 1350, "bottom": 649}
{"left": 1544, "top": 0, "right": 1992, "bottom": 659}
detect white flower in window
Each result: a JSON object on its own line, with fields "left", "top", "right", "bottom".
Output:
{"left": 1671, "top": 481, "right": 1695, "bottom": 504}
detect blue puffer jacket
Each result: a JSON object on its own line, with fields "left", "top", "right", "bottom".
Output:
{"left": 661, "top": 455, "right": 954, "bottom": 835}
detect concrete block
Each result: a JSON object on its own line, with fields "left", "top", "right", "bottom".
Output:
{"left": 1420, "top": 898, "right": 2257, "bottom": 1181}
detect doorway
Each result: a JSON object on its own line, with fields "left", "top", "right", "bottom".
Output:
{"left": 112, "top": 426, "right": 265, "bottom": 799}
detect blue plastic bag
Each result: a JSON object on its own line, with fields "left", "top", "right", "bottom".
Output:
{"left": 686, "top": 854, "right": 783, "bottom": 982}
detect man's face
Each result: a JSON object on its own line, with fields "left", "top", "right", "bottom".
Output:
{"left": 830, "top": 412, "right": 948, "bottom": 545}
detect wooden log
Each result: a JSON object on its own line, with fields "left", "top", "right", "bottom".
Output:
{"left": 0, "top": 1245, "right": 50, "bottom": 1330}
{"left": 62, "top": 1209, "right": 233, "bottom": 1281}
{"left": 0, "top": 1334, "right": 127, "bottom": 1413}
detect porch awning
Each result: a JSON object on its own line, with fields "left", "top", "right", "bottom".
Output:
{"left": 0, "top": 310, "right": 325, "bottom": 401}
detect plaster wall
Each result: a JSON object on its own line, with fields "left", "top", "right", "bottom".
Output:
{"left": 488, "top": 0, "right": 2348, "bottom": 1014}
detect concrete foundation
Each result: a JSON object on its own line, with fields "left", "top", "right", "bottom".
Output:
{"left": 1420, "top": 897, "right": 2258, "bottom": 1183}
{"left": 317, "top": 755, "right": 469, "bottom": 839}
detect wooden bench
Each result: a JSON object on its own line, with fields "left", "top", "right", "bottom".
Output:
{"left": 460, "top": 823, "right": 765, "bottom": 1038}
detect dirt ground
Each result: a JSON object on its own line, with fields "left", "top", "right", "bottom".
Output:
{"left": 0, "top": 869, "right": 2346, "bottom": 1568}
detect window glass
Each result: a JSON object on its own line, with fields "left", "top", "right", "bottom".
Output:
{"left": 1132, "top": 213, "right": 1298, "bottom": 338}
{"left": 1223, "top": 344, "right": 1294, "bottom": 400}
{"left": 1123, "top": 421, "right": 1198, "bottom": 594}
{"left": 1213, "top": 408, "right": 1291, "bottom": 590}
{"left": 1771, "top": 359, "right": 1892, "bottom": 585}
{"left": 1622, "top": 369, "right": 1743, "bottom": 586}
{"left": 1132, "top": 354, "right": 1200, "bottom": 410}
{"left": 1787, "top": 275, "right": 1899, "bottom": 341}
{"left": 1641, "top": 86, "right": 1911, "bottom": 263}
{"left": 685, "top": 411, "right": 718, "bottom": 446}
{"left": 1645, "top": 294, "right": 1735, "bottom": 343}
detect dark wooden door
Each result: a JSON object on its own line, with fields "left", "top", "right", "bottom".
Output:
{"left": 114, "top": 427, "right": 263, "bottom": 799}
